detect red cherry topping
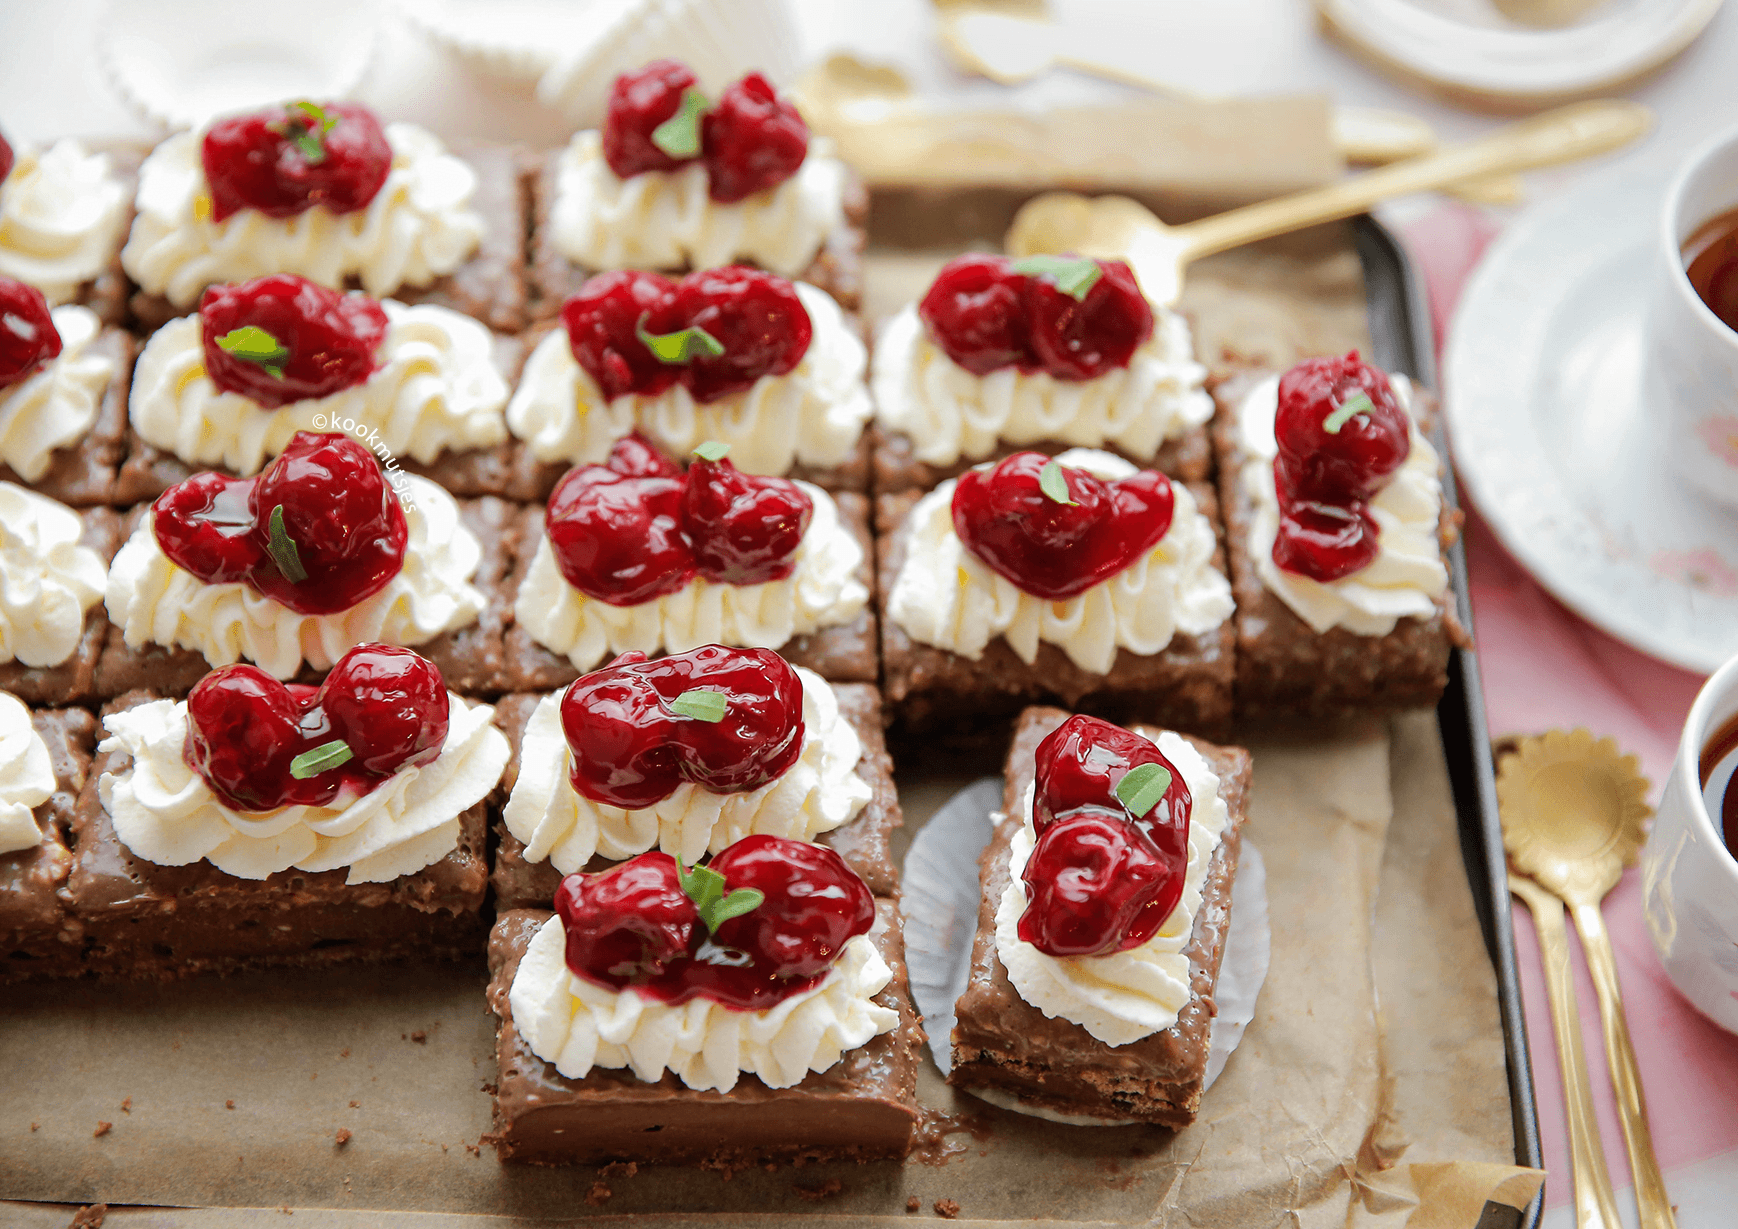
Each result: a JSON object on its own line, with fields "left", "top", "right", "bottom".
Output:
{"left": 1273, "top": 351, "right": 1411, "bottom": 503}
{"left": 602, "top": 59, "right": 700, "bottom": 179}
{"left": 643, "top": 266, "right": 811, "bottom": 403}
{"left": 1032, "top": 714, "right": 1191, "bottom": 859}
{"left": 700, "top": 72, "right": 809, "bottom": 204}
{"left": 554, "top": 836, "right": 873, "bottom": 1011}
{"left": 951, "top": 452, "right": 1175, "bottom": 600}
{"left": 0, "top": 276, "right": 63, "bottom": 390}
{"left": 561, "top": 270, "right": 681, "bottom": 401}
{"left": 1023, "top": 258, "right": 1153, "bottom": 381}
{"left": 918, "top": 254, "right": 1037, "bottom": 376}
{"left": 182, "top": 644, "right": 450, "bottom": 813}
{"left": 1270, "top": 494, "right": 1381, "bottom": 583}
{"left": 0, "top": 128, "right": 14, "bottom": 184}
{"left": 199, "top": 274, "right": 388, "bottom": 409}
{"left": 152, "top": 431, "right": 407, "bottom": 616}
{"left": 545, "top": 434, "right": 693, "bottom": 606}
{"left": 559, "top": 644, "right": 805, "bottom": 810}
{"left": 681, "top": 455, "right": 812, "bottom": 585}
{"left": 201, "top": 100, "right": 392, "bottom": 223}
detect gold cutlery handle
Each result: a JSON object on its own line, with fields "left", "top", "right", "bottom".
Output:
{"left": 1573, "top": 901, "right": 1678, "bottom": 1229}
{"left": 1511, "top": 875, "right": 1623, "bottom": 1229}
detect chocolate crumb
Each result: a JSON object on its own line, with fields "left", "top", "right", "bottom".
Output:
{"left": 401, "top": 1033, "right": 407, "bottom": 1040}
{"left": 586, "top": 1181, "right": 612, "bottom": 1206}
{"left": 795, "top": 1178, "right": 843, "bottom": 1201}
{"left": 934, "top": 1199, "right": 960, "bottom": 1219}
{"left": 67, "top": 1204, "right": 107, "bottom": 1228}
{"left": 441, "top": 1144, "right": 448, "bottom": 1153}
{"left": 225, "top": 1100, "right": 235, "bottom": 1110}
{"left": 339, "top": 1048, "right": 350, "bottom": 1058}
{"left": 348, "top": 1100, "right": 359, "bottom": 1108}
{"left": 601, "top": 1161, "right": 638, "bottom": 1180}
{"left": 92, "top": 1122, "right": 112, "bottom": 1138}
{"left": 335, "top": 1129, "right": 352, "bottom": 1146}
{"left": 279, "top": 1207, "right": 292, "bottom": 1215}
{"left": 410, "top": 1030, "right": 428, "bottom": 1044}
{"left": 906, "top": 1196, "right": 921, "bottom": 1212}
{"left": 480, "top": 1082, "right": 498, "bottom": 1096}
{"left": 465, "top": 1143, "right": 481, "bottom": 1156}
{"left": 29, "top": 1122, "right": 38, "bottom": 1132}
{"left": 119, "top": 1098, "right": 131, "bottom": 1114}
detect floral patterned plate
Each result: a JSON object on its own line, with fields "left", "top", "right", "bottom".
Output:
{"left": 1446, "top": 147, "right": 1738, "bottom": 675}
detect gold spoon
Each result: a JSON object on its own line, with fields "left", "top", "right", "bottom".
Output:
{"left": 1005, "top": 99, "right": 1651, "bottom": 306}
{"left": 1498, "top": 730, "right": 1671, "bottom": 1229}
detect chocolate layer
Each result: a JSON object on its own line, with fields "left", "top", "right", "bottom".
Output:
{"left": 487, "top": 900, "right": 922, "bottom": 1166}
{"left": 0, "top": 507, "right": 124, "bottom": 707}
{"left": 872, "top": 423, "right": 1212, "bottom": 494}
{"left": 0, "top": 328, "right": 134, "bottom": 506}
{"left": 948, "top": 706, "right": 1250, "bottom": 1127}
{"left": 876, "top": 487, "right": 1235, "bottom": 741}
{"left": 0, "top": 707, "right": 96, "bottom": 980}
{"left": 489, "top": 681, "right": 901, "bottom": 908}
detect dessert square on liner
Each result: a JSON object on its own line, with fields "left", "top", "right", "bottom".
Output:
{"left": 489, "top": 681, "right": 904, "bottom": 908}
{"left": 0, "top": 324, "right": 134, "bottom": 507}
{"left": 0, "top": 502, "right": 124, "bottom": 706}
{"left": 485, "top": 900, "right": 922, "bottom": 1166}
{"left": 948, "top": 705, "right": 1250, "bottom": 1127}
{"left": 0, "top": 701, "right": 96, "bottom": 981}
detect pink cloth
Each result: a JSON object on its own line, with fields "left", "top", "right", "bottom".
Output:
{"left": 1401, "top": 204, "right": 1738, "bottom": 1208}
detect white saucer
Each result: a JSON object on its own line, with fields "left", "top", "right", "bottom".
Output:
{"left": 1446, "top": 147, "right": 1738, "bottom": 674}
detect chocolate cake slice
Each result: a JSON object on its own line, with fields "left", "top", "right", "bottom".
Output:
{"left": 0, "top": 706, "right": 96, "bottom": 981}
{"left": 0, "top": 506, "right": 124, "bottom": 707}
{"left": 0, "top": 327, "right": 134, "bottom": 506}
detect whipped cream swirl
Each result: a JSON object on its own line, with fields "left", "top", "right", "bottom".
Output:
{"left": 549, "top": 130, "right": 846, "bottom": 279}
{"left": 507, "top": 281, "right": 869, "bottom": 475}
{"left": 872, "top": 303, "right": 1211, "bottom": 467}
{"left": 130, "top": 303, "right": 508, "bottom": 475}
{"left": 887, "top": 449, "right": 1232, "bottom": 675}
{"left": 0, "top": 139, "right": 130, "bottom": 304}
{"left": 516, "top": 480, "right": 867, "bottom": 670}
{"left": 0, "top": 482, "right": 106, "bottom": 668}
{"left": 1237, "top": 375, "right": 1448, "bottom": 636}
{"left": 996, "top": 733, "right": 1230, "bottom": 1046}
{"left": 98, "top": 692, "right": 509, "bottom": 883}
{"left": 0, "top": 305, "right": 118, "bottom": 482}
{"left": 503, "top": 666, "right": 870, "bottom": 872}
{"left": 104, "top": 475, "right": 485, "bottom": 679}
{"left": 0, "top": 691, "right": 55, "bottom": 855}
{"left": 122, "top": 124, "right": 484, "bottom": 307}
{"left": 511, "top": 912, "right": 897, "bottom": 1092}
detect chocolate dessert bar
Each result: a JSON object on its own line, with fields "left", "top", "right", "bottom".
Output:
{"left": 948, "top": 706, "right": 1250, "bottom": 1126}
{"left": 0, "top": 505, "right": 124, "bottom": 707}
{"left": 1, "top": 706, "right": 96, "bottom": 981}
{"left": 0, "top": 327, "right": 134, "bottom": 507}
{"left": 490, "top": 681, "right": 903, "bottom": 908}
{"left": 486, "top": 900, "right": 922, "bottom": 1166}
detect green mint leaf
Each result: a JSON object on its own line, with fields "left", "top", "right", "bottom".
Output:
{"left": 709, "top": 888, "right": 764, "bottom": 928}
{"left": 1038, "top": 459, "right": 1077, "bottom": 506}
{"left": 651, "top": 88, "right": 709, "bottom": 160}
{"left": 294, "top": 100, "right": 338, "bottom": 134}
{"left": 692, "top": 440, "right": 731, "bottom": 462}
{"left": 285, "top": 100, "right": 336, "bottom": 165}
{"left": 216, "top": 325, "right": 289, "bottom": 379}
{"left": 1115, "top": 762, "right": 1173, "bottom": 818}
{"left": 677, "top": 861, "right": 727, "bottom": 917}
{"left": 1010, "top": 254, "right": 1103, "bottom": 301}
{"left": 668, "top": 689, "right": 727, "bottom": 723}
{"left": 636, "top": 314, "right": 726, "bottom": 365}
{"left": 289, "top": 739, "right": 353, "bottom": 780}
{"left": 266, "top": 504, "right": 309, "bottom": 584}
{"left": 1324, "top": 391, "right": 1375, "bottom": 435}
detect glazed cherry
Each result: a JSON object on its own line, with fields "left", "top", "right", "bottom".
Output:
{"left": 1017, "top": 811, "right": 1180, "bottom": 957}
{"left": 316, "top": 645, "right": 448, "bottom": 776}
{"left": 562, "top": 270, "right": 681, "bottom": 401}
{"left": 198, "top": 274, "right": 388, "bottom": 409}
{"left": 151, "top": 470, "right": 267, "bottom": 584}
{"left": 184, "top": 665, "right": 337, "bottom": 812}
{"left": 201, "top": 100, "right": 392, "bottom": 223}
{"left": 709, "top": 836, "right": 875, "bottom": 981}
{"left": 559, "top": 645, "right": 805, "bottom": 810}
{"left": 545, "top": 434, "right": 692, "bottom": 605}
{"left": 602, "top": 59, "right": 700, "bottom": 180}
{"left": 682, "top": 455, "right": 811, "bottom": 585}
{"left": 919, "top": 254, "right": 1036, "bottom": 376}
{"left": 1273, "top": 351, "right": 1410, "bottom": 503}
{"left": 701, "top": 72, "right": 809, "bottom": 204}
{"left": 646, "top": 266, "right": 811, "bottom": 403}
{"left": 951, "top": 452, "right": 1175, "bottom": 601}
{"left": 1032, "top": 714, "right": 1191, "bottom": 859}
{"left": 556, "top": 853, "right": 698, "bottom": 988}
{"left": 1271, "top": 495, "right": 1381, "bottom": 583}
{"left": 1022, "top": 258, "right": 1152, "bottom": 381}
{"left": 0, "top": 128, "right": 13, "bottom": 184}
{"left": 0, "top": 276, "right": 62, "bottom": 390}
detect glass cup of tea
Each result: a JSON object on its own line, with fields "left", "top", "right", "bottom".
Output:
{"left": 1643, "top": 123, "right": 1738, "bottom": 510}
{"left": 1642, "top": 650, "right": 1738, "bottom": 1033}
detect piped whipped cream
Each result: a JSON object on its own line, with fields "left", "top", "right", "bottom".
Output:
{"left": 130, "top": 302, "right": 508, "bottom": 475}
{"left": 104, "top": 474, "right": 485, "bottom": 679}
{"left": 122, "top": 124, "right": 484, "bottom": 307}
{"left": 504, "top": 666, "right": 869, "bottom": 872}
{"left": 98, "top": 692, "right": 508, "bottom": 883}
{"left": 996, "top": 733, "right": 1230, "bottom": 1046}
{"left": 887, "top": 449, "right": 1232, "bottom": 675}
{"left": 0, "top": 691, "right": 54, "bottom": 855}
{"left": 0, "top": 305, "right": 117, "bottom": 482}
{"left": 516, "top": 480, "right": 867, "bottom": 671}
{"left": 549, "top": 129, "right": 846, "bottom": 278}
{"left": 0, "top": 139, "right": 130, "bottom": 304}
{"left": 510, "top": 911, "right": 897, "bottom": 1092}
{"left": 507, "top": 281, "right": 870, "bottom": 475}
{"left": 872, "top": 303, "right": 1211, "bottom": 467}
{"left": 0, "top": 482, "right": 106, "bottom": 669}
{"left": 1237, "top": 375, "right": 1448, "bottom": 636}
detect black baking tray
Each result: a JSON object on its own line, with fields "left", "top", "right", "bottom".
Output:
{"left": 1354, "top": 215, "right": 1545, "bottom": 1229}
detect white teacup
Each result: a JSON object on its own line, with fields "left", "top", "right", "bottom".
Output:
{"left": 1642, "top": 651, "right": 1738, "bottom": 1032}
{"left": 1643, "top": 123, "right": 1738, "bottom": 510}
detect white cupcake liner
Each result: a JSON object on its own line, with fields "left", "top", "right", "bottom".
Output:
{"left": 537, "top": 0, "right": 802, "bottom": 128}
{"left": 392, "top": 0, "right": 603, "bottom": 84}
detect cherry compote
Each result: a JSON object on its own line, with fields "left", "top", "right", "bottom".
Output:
{"left": 0, "top": 276, "right": 61, "bottom": 390}
{"left": 201, "top": 99, "right": 392, "bottom": 222}
{"left": 200, "top": 274, "right": 388, "bottom": 409}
